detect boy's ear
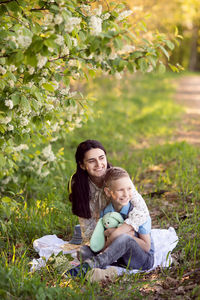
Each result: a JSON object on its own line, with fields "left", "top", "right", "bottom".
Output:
{"left": 104, "top": 187, "right": 111, "bottom": 197}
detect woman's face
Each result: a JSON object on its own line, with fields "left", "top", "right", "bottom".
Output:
{"left": 80, "top": 148, "right": 107, "bottom": 179}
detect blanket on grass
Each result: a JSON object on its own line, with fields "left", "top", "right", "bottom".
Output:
{"left": 30, "top": 227, "right": 178, "bottom": 275}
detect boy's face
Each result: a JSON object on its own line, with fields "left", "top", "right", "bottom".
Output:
{"left": 105, "top": 176, "right": 133, "bottom": 211}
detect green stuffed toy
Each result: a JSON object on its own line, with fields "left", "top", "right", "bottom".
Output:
{"left": 90, "top": 212, "right": 124, "bottom": 252}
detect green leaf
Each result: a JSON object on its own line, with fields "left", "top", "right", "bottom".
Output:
{"left": 0, "top": 154, "right": 6, "bottom": 167}
{"left": 42, "top": 83, "right": 55, "bottom": 92}
{"left": 0, "top": 80, "right": 5, "bottom": 90}
{"left": 166, "top": 40, "right": 174, "bottom": 50}
{"left": 11, "top": 94, "right": 20, "bottom": 105}
{"left": 159, "top": 45, "right": 169, "bottom": 60}
{"left": 20, "top": 96, "right": 31, "bottom": 111}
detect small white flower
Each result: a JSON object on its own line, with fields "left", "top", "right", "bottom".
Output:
{"left": 89, "top": 16, "right": 102, "bottom": 36}
{"left": 9, "top": 65, "right": 17, "bottom": 72}
{"left": 7, "top": 124, "right": 14, "bottom": 131}
{"left": 71, "top": 37, "right": 78, "bottom": 47}
{"left": 0, "top": 66, "right": 6, "bottom": 75}
{"left": 42, "top": 144, "right": 56, "bottom": 162}
{"left": 117, "top": 10, "right": 133, "bottom": 21}
{"left": 60, "top": 87, "right": 70, "bottom": 95}
{"left": 28, "top": 65, "right": 35, "bottom": 75}
{"left": 22, "top": 128, "right": 30, "bottom": 133}
{"left": 45, "top": 104, "right": 54, "bottom": 111}
{"left": 18, "top": 35, "right": 32, "bottom": 48}
{"left": 54, "top": 14, "right": 63, "bottom": 25}
{"left": 1, "top": 177, "right": 11, "bottom": 185}
{"left": 52, "top": 81, "right": 59, "bottom": 90}
{"left": 1, "top": 116, "right": 12, "bottom": 124}
{"left": 20, "top": 117, "right": 29, "bottom": 126}
{"left": 14, "top": 144, "right": 29, "bottom": 151}
{"left": 48, "top": 47, "right": 54, "bottom": 53}
{"left": 102, "top": 13, "right": 110, "bottom": 20}
{"left": 61, "top": 45, "right": 69, "bottom": 56}
{"left": 55, "top": 35, "right": 64, "bottom": 46}
{"left": 5, "top": 99, "right": 14, "bottom": 109}
{"left": 37, "top": 54, "right": 48, "bottom": 69}
{"left": 64, "top": 17, "right": 81, "bottom": 33}
{"left": 8, "top": 80, "right": 15, "bottom": 88}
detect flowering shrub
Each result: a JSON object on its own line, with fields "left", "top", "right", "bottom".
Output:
{"left": 0, "top": 0, "right": 179, "bottom": 191}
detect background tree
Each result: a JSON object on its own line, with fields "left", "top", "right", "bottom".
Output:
{"left": 0, "top": 0, "right": 179, "bottom": 194}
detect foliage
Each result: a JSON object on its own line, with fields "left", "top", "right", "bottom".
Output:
{"left": 0, "top": 0, "right": 181, "bottom": 193}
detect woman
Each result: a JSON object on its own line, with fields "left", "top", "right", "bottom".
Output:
{"left": 69, "top": 139, "right": 149, "bottom": 243}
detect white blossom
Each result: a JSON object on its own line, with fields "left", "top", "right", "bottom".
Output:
{"left": 60, "top": 87, "right": 70, "bottom": 95}
{"left": 45, "top": 104, "right": 54, "bottom": 111}
{"left": 44, "top": 13, "right": 54, "bottom": 25}
{"left": 109, "top": 53, "right": 118, "bottom": 60}
{"left": 54, "top": 14, "right": 63, "bottom": 25}
{"left": 37, "top": 54, "right": 48, "bottom": 69}
{"left": 22, "top": 128, "right": 30, "bottom": 133}
{"left": 42, "top": 145, "right": 56, "bottom": 162}
{"left": 8, "top": 80, "right": 15, "bottom": 88}
{"left": 48, "top": 47, "right": 54, "bottom": 53}
{"left": 64, "top": 17, "right": 81, "bottom": 33}
{"left": 71, "top": 37, "right": 78, "bottom": 47}
{"left": 102, "top": 13, "right": 110, "bottom": 20}
{"left": 7, "top": 124, "right": 14, "bottom": 131}
{"left": 20, "top": 117, "right": 29, "bottom": 126}
{"left": 9, "top": 65, "right": 17, "bottom": 72}
{"left": 40, "top": 170, "right": 50, "bottom": 177}
{"left": 55, "top": 34, "right": 64, "bottom": 46}
{"left": 14, "top": 144, "right": 29, "bottom": 151}
{"left": 1, "top": 177, "right": 11, "bottom": 185}
{"left": 28, "top": 66, "right": 35, "bottom": 75}
{"left": 0, "top": 66, "right": 6, "bottom": 75}
{"left": 117, "top": 10, "right": 133, "bottom": 21}
{"left": 89, "top": 16, "right": 102, "bottom": 35}
{"left": 5, "top": 99, "right": 14, "bottom": 109}
{"left": 61, "top": 45, "right": 69, "bottom": 56}
{"left": 18, "top": 34, "right": 32, "bottom": 48}
{"left": 52, "top": 81, "right": 59, "bottom": 90}
{"left": 1, "top": 116, "right": 11, "bottom": 124}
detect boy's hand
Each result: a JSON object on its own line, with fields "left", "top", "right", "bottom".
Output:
{"left": 104, "top": 228, "right": 116, "bottom": 237}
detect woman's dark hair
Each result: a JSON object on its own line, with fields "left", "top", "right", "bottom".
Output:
{"left": 69, "top": 140, "right": 111, "bottom": 218}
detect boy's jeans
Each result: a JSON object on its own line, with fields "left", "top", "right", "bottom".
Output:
{"left": 80, "top": 234, "right": 154, "bottom": 270}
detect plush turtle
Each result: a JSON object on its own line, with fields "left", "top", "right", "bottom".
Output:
{"left": 90, "top": 212, "right": 124, "bottom": 252}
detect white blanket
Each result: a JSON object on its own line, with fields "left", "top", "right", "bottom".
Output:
{"left": 30, "top": 227, "right": 178, "bottom": 274}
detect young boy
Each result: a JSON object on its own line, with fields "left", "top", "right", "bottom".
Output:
{"left": 65, "top": 167, "right": 154, "bottom": 278}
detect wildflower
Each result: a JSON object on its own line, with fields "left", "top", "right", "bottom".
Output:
{"left": 7, "top": 124, "right": 14, "bottom": 131}
{"left": 61, "top": 45, "right": 69, "bottom": 56}
{"left": 20, "top": 117, "right": 29, "bottom": 126}
{"left": 1, "top": 116, "right": 11, "bottom": 124}
{"left": 117, "top": 10, "right": 133, "bottom": 21}
{"left": 9, "top": 65, "right": 17, "bottom": 72}
{"left": 64, "top": 17, "right": 81, "bottom": 33}
{"left": 0, "top": 66, "right": 6, "bottom": 75}
{"left": 102, "top": 13, "right": 110, "bottom": 20}
{"left": 71, "top": 37, "right": 78, "bottom": 47}
{"left": 8, "top": 80, "right": 15, "bottom": 88}
{"left": 14, "top": 144, "right": 29, "bottom": 151}
{"left": 37, "top": 54, "right": 48, "bottom": 69}
{"left": 89, "top": 16, "right": 102, "bottom": 35}
{"left": 42, "top": 145, "right": 56, "bottom": 162}
{"left": 5, "top": 99, "right": 14, "bottom": 109}
{"left": 54, "top": 14, "right": 63, "bottom": 25}
{"left": 18, "top": 34, "right": 32, "bottom": 48}
{"left": 60, "top": 87, "right": 70, "bottom": 95}
{"left": 115, "top": 72, "right": 123, "bottom": 80}
{"left": 28, "top": 66, "right": 35, "bottom": 75}
{"left": 55, "top": 35, "right": 64, "bottom": 46}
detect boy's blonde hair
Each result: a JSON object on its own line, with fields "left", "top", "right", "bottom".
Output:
{"left": 104, "top": 167, "right": 129, "bottom": 187}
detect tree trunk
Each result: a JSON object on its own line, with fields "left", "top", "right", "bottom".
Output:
{"left": 189, "top": 25, "right": 199, "bottom": 71}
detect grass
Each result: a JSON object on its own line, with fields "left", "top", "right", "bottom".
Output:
{"left": 1, "top": 71, "right": 200, "bottom": 299}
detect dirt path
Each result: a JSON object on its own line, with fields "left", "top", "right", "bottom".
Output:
{"left": 175, "top": 75, "right": 200, "bottom": 146}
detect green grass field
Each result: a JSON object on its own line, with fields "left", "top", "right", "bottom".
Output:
{"left": 1, "top": 72, "right": 200, "bottom": 299}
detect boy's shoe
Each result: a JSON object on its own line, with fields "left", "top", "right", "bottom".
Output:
{"left": 64, "top": 262, "right": 91, "bottom": 278}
